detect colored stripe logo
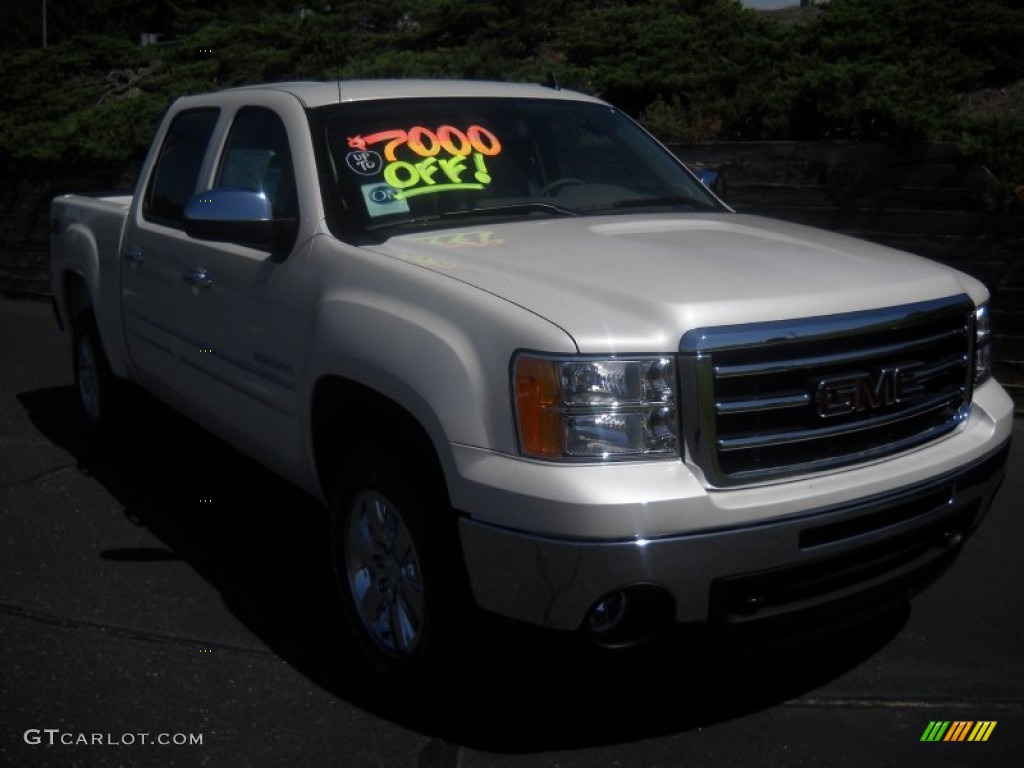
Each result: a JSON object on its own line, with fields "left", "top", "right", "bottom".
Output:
{"left": 920, "top": 721, "right": 997, "bottom": 742}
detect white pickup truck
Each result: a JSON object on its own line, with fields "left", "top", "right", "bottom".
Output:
{"left": 50, "top": 80, "right": 1013, "bottom": 677}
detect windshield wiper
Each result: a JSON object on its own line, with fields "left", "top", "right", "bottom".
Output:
{"left": 446, "top": 202, "right": 580, "bottom": 219}
{"left": 366, "top": 202, "right": 578, "bottom": 232}
{"left": 582, "top": 195, "right": 719, "bottom": 213}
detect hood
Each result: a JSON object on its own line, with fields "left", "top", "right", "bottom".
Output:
{"left": 371, "top": 213, "right": 984, "bottom": 353}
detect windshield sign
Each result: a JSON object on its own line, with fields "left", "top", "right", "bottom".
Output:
{"left": 324, "top": 97, "right": 719, "bottom": 234}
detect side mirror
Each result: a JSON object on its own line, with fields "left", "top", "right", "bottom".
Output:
{"left": 696, "top": 168, "right": 719, "bottom": 190}
{"left": 183, "top": 188, "right": 297, "bottom": 250}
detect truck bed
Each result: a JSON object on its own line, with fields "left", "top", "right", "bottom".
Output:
{"left": 49, "top": 193, "right": 133, "bottom": 372}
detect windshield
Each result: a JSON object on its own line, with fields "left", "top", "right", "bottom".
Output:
{"left": 319, "top": 96, "right": 721, "bottom": 236}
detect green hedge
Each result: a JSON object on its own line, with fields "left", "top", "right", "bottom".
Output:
{"left": 2, "top": 0, "right": 1021, "bottom": 205}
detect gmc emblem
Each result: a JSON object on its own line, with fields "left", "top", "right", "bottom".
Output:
{"left": 817, "top": 363, "right": 926, "bottom": 418}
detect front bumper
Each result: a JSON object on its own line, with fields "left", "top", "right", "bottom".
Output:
{"left": 459, "top": 439, "right": 1009, "bottom": 631}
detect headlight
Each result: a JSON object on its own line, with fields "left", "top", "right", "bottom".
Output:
{"left": 513, "top": 354, "right": 678, "bottom": 460}
{"left": 974, "top": 303, "right": 992, "bottom": 387}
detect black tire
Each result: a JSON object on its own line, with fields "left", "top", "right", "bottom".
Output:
{"left": 72, "top": 311, "right": 121, "bottom": 439}
{"left": 329, "top": 448, "right": 477, "bottom": 687}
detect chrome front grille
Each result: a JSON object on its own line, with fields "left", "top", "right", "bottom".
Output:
{"left": 679, "top": 295, "right": 975, "bottom": 487}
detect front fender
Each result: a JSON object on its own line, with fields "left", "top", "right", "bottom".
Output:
{"left": 303, "top": 235, "right": 576, "bottom": 482}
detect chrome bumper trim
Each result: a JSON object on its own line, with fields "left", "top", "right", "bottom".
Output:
{"left": 458, "top": 440, "right": 1009, "bottom": 631}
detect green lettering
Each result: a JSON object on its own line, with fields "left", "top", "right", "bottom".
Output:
{"left": 473, "top": 153, "right": 491, "bottom": 184}
{"left": 383, "top": 161, "right": 419, "bottom": 189}
{"left": 438, "top": 155, "right": 468, "bottom": 183}
{"left": 415, "top": 157, "right": 440, "bottom": 185}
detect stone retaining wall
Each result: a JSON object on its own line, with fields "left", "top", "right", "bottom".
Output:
{"left": 2, "top": 143, "right": 1022, "bottom": 409}
{"left": 671, "top": 142, "right": 1024, "bottom": 412}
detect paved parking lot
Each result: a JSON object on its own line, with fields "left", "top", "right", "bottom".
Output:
{"left": 2, "top": 297, "right": 1022, "bottom": 767}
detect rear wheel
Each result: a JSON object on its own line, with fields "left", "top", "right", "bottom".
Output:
{"left": 330, "top": 449, "right": 476, "bottom": 685}
{"left": 72, "top": 312, "right": 120, "bottom": 438}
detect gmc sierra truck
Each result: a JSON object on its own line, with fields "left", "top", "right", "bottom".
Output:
{"left": 50, "top": 80, "right": 1013, "bottom": 677}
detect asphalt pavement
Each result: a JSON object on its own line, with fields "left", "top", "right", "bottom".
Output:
{"left": 2, "top": 297, "right": 1022, "bottom": 767}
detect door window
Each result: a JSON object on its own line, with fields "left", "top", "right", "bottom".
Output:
{"left": 216, "top": 107, "right": 298, "bottom": 220}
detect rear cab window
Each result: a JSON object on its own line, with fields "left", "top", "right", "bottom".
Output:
{"left": 143, "top": 108, "right": 220, "bottom": 227}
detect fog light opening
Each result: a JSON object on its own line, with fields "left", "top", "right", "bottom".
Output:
{"left": 584, "top": 586, "right": 675, "bottom": 648}
{"left": 587, "top": 590, "right": 629, "bottom": 636}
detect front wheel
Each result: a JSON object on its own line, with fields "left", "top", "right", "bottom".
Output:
{"left": 343, "top": 487, "right": 427, "bottom": 659}
{"left": 330, "top": 458, "right": 477, "bottom": 685}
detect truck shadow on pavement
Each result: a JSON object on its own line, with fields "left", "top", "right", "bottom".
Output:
{"left": 19, "top": 384, "right": 911, "bottom": 753}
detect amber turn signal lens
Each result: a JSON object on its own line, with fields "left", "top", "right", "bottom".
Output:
{"left": 514, "top": 356, "right": 563, "bottom": 457}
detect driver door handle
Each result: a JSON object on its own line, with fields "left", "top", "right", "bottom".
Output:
{"left": 183, "top": 268, "right": 213, "bottom": 289}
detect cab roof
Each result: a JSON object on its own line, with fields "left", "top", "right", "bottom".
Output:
{"left": 218, "top": 79, "right": 606, "bottom": 109}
